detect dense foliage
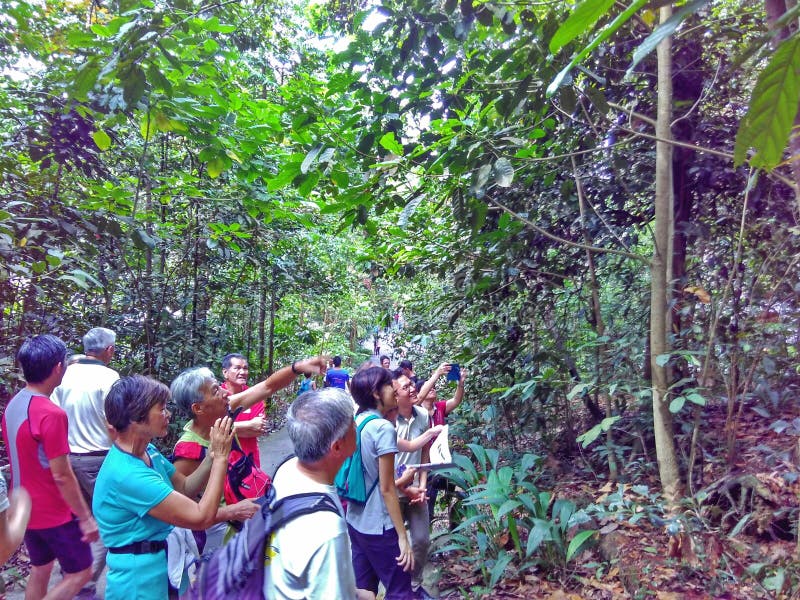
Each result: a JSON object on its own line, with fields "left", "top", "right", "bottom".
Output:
{"left": 1, "top": 0, "right": 799, "bottom": 594}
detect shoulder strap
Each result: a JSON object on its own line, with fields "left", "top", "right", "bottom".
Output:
{"left": 355, "top": 413, "right": 379, "bottom": 434}
{"left": 269, "top": 492, "right": 340, "bottom": 532}
{"left": 354, "top": 414, "right": 381, "bottom": 502}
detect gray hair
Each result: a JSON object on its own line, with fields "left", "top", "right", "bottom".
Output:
{"left": 171, "top": 366, "right": 216, "bottom": 415}
{"left": 287, "top": 388, "right": 355, "bottom": 463}
{"left": 83, "top": 327, "right": 116, "bottom": 354}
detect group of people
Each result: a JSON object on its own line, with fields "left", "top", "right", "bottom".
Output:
{"left": 1, "top": 328, "right": 466, "bottom": 600}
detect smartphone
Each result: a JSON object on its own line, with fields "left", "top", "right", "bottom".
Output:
{"left": 446, "top": 363, "right": 461, "bottom": 382}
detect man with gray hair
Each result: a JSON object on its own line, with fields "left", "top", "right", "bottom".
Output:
{"left": 52, "top": 326, "right": 119, "bottom": 598}
{"left": 266, "top": 387, "right": 373, "bottom": 600}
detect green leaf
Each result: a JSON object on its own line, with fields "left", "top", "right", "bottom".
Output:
{"left": 626, "top": 0, "right": 709, "bottom": 78}
{"left": 92, "top": 130, "right": 112, "bottom": 151}
{"left": 73, "top": 63, "right": 99, "bottom": 101}
{"left": 567, "top": 382, "right": 588, "bottom": 401}
{"left": 122, "top": 65, "right": 147, "bottom": 106}
{"left": 686, "top": 392, "right": 706, "bottom": 406}
{"left": 734, "top": 36, "right": 800, "bottom": 169}
{"left": 207, "top": 156, "right": 225, "bottom": 178}
{"left": 379, "top": 132, "right": 404, "bottom": 156}
{"left": 488, "top": 552, "right": 514, "bottom": 588}
{"left": 566, "top": 529, "right": 596, "bottom": 562}
{"left": 301, "top": 145, "right": 323, "bottom": 174}
{"left": 549, "top": 0, "right": 616, "bottom": 54}
{"left": 655, "top": 353, "right": 671, "bottom": 367}
{"left": 669, "top": 396, "right": 686, "bottom": 413}
{"left": 493, "top": 157, "right": 514, "bottom": 187}
{"left": 547, "top": 0, "right": 648, "bottom": 97}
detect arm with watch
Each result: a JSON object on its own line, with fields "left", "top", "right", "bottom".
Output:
{"left": 227, "top": 356, "right": 330, "bottom": 412}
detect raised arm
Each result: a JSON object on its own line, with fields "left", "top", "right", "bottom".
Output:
{"left": 228, "top": 357, "right": 329, "bottom": 411}
{"left": 416, "top": 363, "right": 450, "bottom": 405}
{"left": 445, "top": 369, "right": 468, "bottom": 416}
{"left": 150, "top": 416, "right": 233, "bottom": 529}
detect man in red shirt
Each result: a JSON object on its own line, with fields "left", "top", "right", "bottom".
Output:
{"left": 220, "top": 353, "right": 266, "bottom": 468}
{"left": 2, "top": 335, "right": 100, "bottom": 599}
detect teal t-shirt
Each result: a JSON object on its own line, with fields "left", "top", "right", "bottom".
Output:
{"left": 94, "top": 443, "right": 176, "bottom": 600}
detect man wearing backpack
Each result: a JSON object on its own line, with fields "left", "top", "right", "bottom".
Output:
{"left": 267, "top": 388, "right": 373, "bottom": 600}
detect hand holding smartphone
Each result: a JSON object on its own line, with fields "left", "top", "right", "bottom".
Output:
{"left": 446, "top": 363, "right": 461, "bottom": 382}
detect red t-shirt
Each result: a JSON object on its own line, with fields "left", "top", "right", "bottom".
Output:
{"left": 220, "top": 382, "right": 264, "bottom": 467}
{"left": 2, "top": 389, "right": 74, "bottom": 529}
{"left": 431, "top": 400, "right": 448, "bottom": 427}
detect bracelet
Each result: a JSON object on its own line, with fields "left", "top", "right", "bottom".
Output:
{"left": 291, "top": 361, "right": 301, "bottom": 375}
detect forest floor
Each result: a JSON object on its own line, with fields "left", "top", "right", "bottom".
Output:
{"left": 430, "top": 399, "right": 800, "bottom": 599}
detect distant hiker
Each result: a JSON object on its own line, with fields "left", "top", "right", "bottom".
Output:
{"left": 94, "top": 375, "right": 233, "bottom": 600}
{"left": 267, "top": 387, "right": 372, "bottom": 599}
{"left": 325, "top": 355, "right": 351, "bottom": 391}
{"left": 220, "top": 353, "right": 266, "bottom": 468}
{"left": 380, "top": 355, "right": 391, "bottom": 369}
{"left": 51, "top": 326, "right": 120, "bottom": 597}
{"left": 3, "top": 335, "right": 99, "bottom": 599}
{"left": 297, "top": 372, "right": 316, "bottom": 395}
{"left": 372, "top": 325, "right": 381, "bottom": 355}
{"left": 391, "top": 369, "right": 435, "bottom": 597}
{"left": 346, "top": 367, "right": 419, "bottom": 600}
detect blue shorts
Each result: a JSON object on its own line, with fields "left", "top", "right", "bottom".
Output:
{"left": 25, "top": 519, "right": 92, "bottom": 573}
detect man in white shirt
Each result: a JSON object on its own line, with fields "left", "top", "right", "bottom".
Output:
{"left": 52, "top": 327, "right": 119, "bottom": 597}
{"left": 266, "top": 387, "right": 371, "bottom": 600}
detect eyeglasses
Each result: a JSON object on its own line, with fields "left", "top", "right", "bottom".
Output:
{"left": 400, "top": 383, "right": 414, "bottom": 392}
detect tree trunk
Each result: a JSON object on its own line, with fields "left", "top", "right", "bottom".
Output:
{"left": 267, "top": 264, "right": 277, "bottom": 375}
{"left": 257, "top": 265, "right": 267, "bottom": 376}
{"left": 651, "top": 4, "right": 683, "bottom": 503}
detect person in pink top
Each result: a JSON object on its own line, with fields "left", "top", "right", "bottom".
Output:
{"left": 415, "top": 362, "right": 466, "bottom": 427}
{"left": 415, "top": 362, "right": 467, "bottom": 521}
{"left": 219, "top": 353, "right": 266, "bottom": 468}
{"left": 2, "top": 334, "right": 100, "bottom": 599}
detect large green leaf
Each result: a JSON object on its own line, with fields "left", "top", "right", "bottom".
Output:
{"left": 549, "top": 0, "right": 616, "bottom": 54}
{"left": 734, "top": 35, "right": 800, "bottom": 169}
{"left": 547, "top": 0, "right": 648, "bottom": 96}
{"left": 626, "top": 0, "right": 709, "bottom": 78}
{"left": 566, "top": 529, "right": 596, "bottom": 562}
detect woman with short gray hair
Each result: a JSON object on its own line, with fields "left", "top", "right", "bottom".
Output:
{"left": 93, "top": 375, "right": 233, "bottom": 600}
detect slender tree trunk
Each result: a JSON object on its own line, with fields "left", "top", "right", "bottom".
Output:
{"left": 257, "top": 265, "right": 267, "bottom": 376}
{"left": 267, "top": 267, "right": 276, "bottom": 375}
{"left": 651, "top": 4, "right": 683, "bottom": 503}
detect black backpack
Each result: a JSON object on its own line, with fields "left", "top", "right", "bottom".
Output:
{"left": 182, "top": 487, "right": 340, "bottom": 599}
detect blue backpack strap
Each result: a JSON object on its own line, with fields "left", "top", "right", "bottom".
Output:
{"left": 355, "top": 414, "right": 381, "bottom": 501}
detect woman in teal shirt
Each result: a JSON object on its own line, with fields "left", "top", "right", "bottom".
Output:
{"left": 93, "top": 375, "right": 233, "bottom": 600}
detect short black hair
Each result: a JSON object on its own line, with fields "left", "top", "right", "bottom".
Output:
{"left": 105, "top": 375, "right": 170, "bottom": 433}
{"left": 17, "top": 335, "right": 67, "bottom": 383}
{"left": 332, "top": 355, "right": 342, "bottom": 367}
{"left": 379, "top": 355, "right": 390, "bottom": 363}
{"left": 222, "top": 353, "right": 246, "bottom": 370}
{"left": 399, "top": 359, "right": 413, "bottom": 371}
{"left": 351, "top": 366, "right": 392, "bottom": 413}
